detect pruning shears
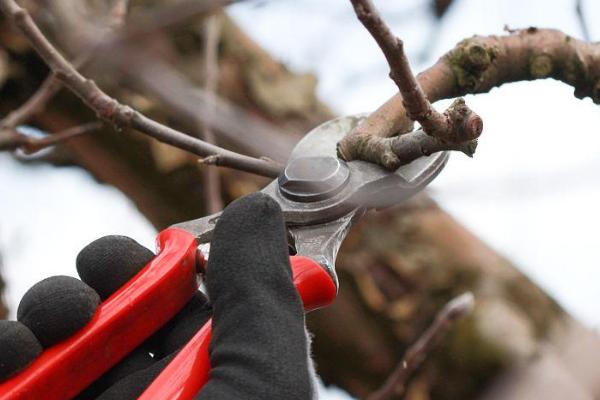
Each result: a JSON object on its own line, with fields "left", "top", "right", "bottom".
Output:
{"left": 0, "top": 115, "right": 448, "bottom": 399}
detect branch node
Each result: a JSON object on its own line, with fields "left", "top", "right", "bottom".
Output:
{"left": 529, "top": 54, "right": 553, "bottom": 78}
{"left": 463, "top": 42, "right": 492, "bottom": 70}
{"left": 113, "top": 104, "right": 136, "bottom": 128}
{"left": 199, "top": 155, "right": 220, "bottom": 165}
{"left": 448, "top": 39, "right": 496, "bottom": 92}
{"left": 442, "top": 98, "right": 483, "bottom": 142}
{"left": 11, "top": 8, "right": 25, "bottom": 21}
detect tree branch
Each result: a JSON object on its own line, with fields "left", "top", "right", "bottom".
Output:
{"left": 348, "top": 0, "right": 482, "bottom": 148}
{"left": 350, "top": 126, "right": 477, "bottom": 168}
{"left": 0, "top": 0, "right": 128, "bottom": 131}
{"left": 0, "top": 121, "right": 102, "bottom": 154}
{"left": 367, "top": 292, "right": 475, "bottom": 400}
{"left": 0, "top": 0, "right": 281, "bottom": 178}
{"left": 339, "top": 27, "right": 600, "bottom": 169}
{"left": 200, "top": 14, "right": 224, "bottom": 213}
{"left": 575, "top": 0, "right": 590, "bottom": 42}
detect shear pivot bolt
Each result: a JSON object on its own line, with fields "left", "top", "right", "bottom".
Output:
{"left": 278, "top": 156, "right": 350, "bottom": 202}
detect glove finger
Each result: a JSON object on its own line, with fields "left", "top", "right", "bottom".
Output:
{"left": 17, "top": 276, "right": 100, "bottom": 348}
{"left": 76, "top": 235, "right": 154, "bottom": 300}
{"left": 84, "top": 292, "right": 211, "bottom": 399}
{"left": 94, "top": 352, "right": 177, "bottom": 400}
{"left": 206, "top": 192, "right": 295, "bottom": 303}
{"left": 200, "top": 193, "right": 313, "bottom": 400}
{"left": 146, "top": 291, "right": 212, "bottom": 359}
{"left": 1, "top": 236, "right": 168, "bottom": 389}
{"left": 0, "top": 320, "right": 42, "bottom": 381}
{"left": 74, "top": 346, "right": 154, "bottom": 400}
{"left": 74, "top": 237, "right": 207, "bottom": 397}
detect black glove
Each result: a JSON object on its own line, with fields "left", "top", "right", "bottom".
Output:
{"left": 0, "top": 193, "right": 316, "bottom": 399}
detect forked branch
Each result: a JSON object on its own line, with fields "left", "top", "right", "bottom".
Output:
{"left": 339, "top": 23, "right": 600, "bottom": 169}
{"left": 0, "top": 0, "right": 281, "bottom": 178}
{"left": 343, "top": 0, "right": 482, "bottom": 169}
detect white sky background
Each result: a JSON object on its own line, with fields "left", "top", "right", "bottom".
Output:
{"left": 0, "top": 1, "right": 599, "bottom": 398}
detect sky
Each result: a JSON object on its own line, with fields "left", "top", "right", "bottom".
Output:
{"left": 1, "top": 1, "right": 599, "bottom": 398}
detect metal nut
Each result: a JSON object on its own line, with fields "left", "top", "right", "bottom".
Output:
{"left": 278, "top": 156, "right": 350, "bottom": 202}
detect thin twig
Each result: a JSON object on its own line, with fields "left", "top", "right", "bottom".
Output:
{"left": 0, "top": 54, "right": 87, "bottom": 130}
{"left": 0, "top": 121, "right": 102, "bottom": 154}
{"left": 0, "top": 0, "right": 130, "bottom": 130}
{"left": 347, "top": 0, "right": 482, "bottom": 141}
{"left": 0, "top": 72, "right": 62, "bottom": 129}
{"left": 28, "top": 0, "right": 294, "bottom": 163}
{"left": 0, "top": 0, "right": 281, "bottom": 178}
{"left": 367, "top": 292, "right": 475, "bottom": 400}
{"left": 200, "top": 15, "right": 224, "bottom": 213}
{"left": 575, "top": 0, "right": 591, "bottom": 42}
{"left": 432, "top": 0, "right": 455, "bottom": 19}
{"left": 22, "top": 121, "right": 102, "bottom": 154}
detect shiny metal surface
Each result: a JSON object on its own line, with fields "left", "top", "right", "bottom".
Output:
{"left": 173, "top": 115, "right": 448, "bottom": 285}
{"left": 278, "top": 156, "right": 350, "bottom": 202}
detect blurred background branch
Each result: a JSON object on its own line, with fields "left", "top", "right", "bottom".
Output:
{"left": 0, "top": 0, "right": 282, "bottom": 177}
{"left": 575, "top": 0, "right": 591, "bottom": 41}
{"left": 368, "top": 292, "right": 474, "bottom": 400}
{"left": 199, "top": 14, "right": 224, "bottom": 213}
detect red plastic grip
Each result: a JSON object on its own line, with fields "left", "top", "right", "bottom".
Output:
{"left": 138, "top": 255, "right": 337, "bottom": 400}
{"left": 0, "top": 228, "right": 199, "bottom": 400}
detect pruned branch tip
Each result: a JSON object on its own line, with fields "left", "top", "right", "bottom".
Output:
{"left": 349, "top": 0, "right": 482, "bottom": 146}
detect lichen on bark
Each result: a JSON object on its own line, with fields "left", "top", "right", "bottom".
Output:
{"left": 447, "top": 39, "right": 498, "bottom": 92}
{"left": 445, "top": 29, "right": 600, "bottom": 101}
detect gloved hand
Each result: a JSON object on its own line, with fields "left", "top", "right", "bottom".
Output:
{"left": 0, "top": 193, "right": 317, "bottom": 399}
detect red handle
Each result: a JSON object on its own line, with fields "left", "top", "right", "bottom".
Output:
{"left": 138, "top": 255, "right": 337, "bottom": 400}
{"left": 0, "top": 228, "right": 199, "bottom": 400}
{"left": 0, "top": 228, "right": 337, "bottom": 400}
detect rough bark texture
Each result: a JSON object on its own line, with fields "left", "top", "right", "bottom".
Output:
{"left": 1, "top": 9, "right": 598, "bottom": 400}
